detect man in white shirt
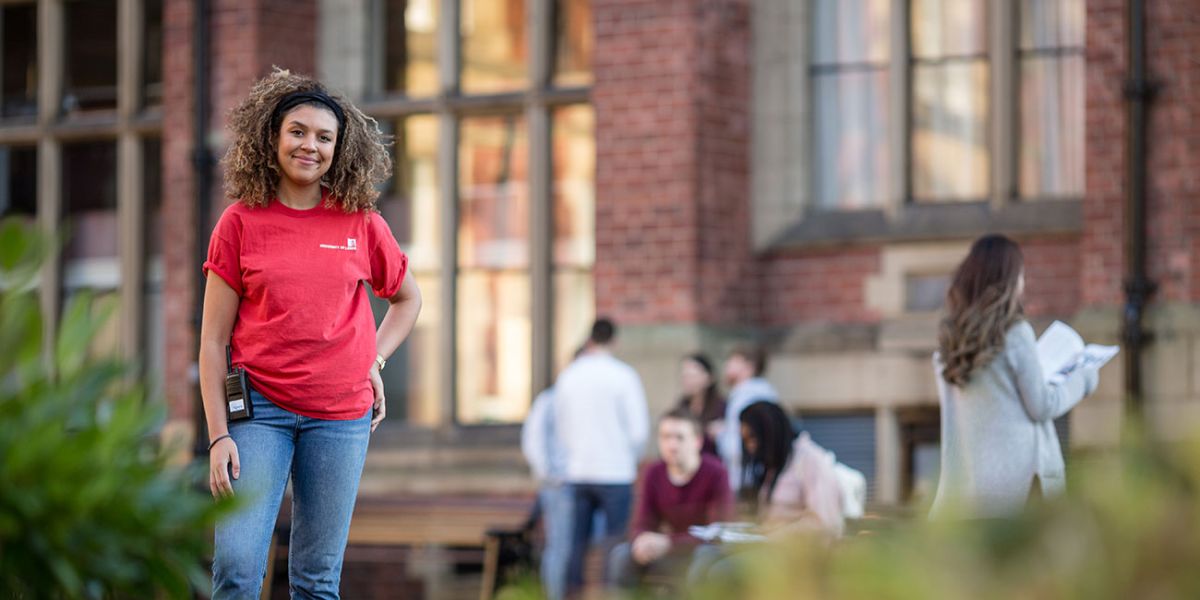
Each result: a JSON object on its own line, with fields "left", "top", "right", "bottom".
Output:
{"left": 553, "top": 318, "right": 649, "bottom": 596}
{"left": 716, "top": 345, "right": 779, "bottom": 491}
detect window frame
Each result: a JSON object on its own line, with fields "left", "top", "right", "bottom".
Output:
{"left": 0, "top": 0, "right": 163, "bottom": 368}
{"left": 754, "top": 0, "right": 1082, "bottom": 250}
{"left": 360, "top": 0, "right": 592, "bottom": 429}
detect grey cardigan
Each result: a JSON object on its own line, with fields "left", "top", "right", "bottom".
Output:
{"left": 930, "top": 321, "right": 1098, "bottom": 518}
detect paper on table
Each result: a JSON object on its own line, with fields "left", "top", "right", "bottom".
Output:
{"left": 1036, "top": 321, "right": 1120, "bottom": 384}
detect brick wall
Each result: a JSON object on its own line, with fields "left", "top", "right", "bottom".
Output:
{"left": 594, "top": 0, "right": 757, "bottom": 327}
{"left": 162, "top": 0, "right": 317, "bottom": 423}
{"left": 1084, "top": 0, "right": 1200, "bottom": 308}
{"left": 760, "top": 246, "right": 881, "bottom": 326}
{"left": 1022, "top": 236, "right": 1084, "bottom": 318}
{"left": 1144, "top": 0, "right": 1200, "bottom": 304}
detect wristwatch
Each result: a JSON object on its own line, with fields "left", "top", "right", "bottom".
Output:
{"left": 374, "top": 354, "right": 387, "bottom": 371}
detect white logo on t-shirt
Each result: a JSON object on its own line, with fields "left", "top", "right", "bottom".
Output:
{"left": 319, "top": 238, "right": 358, "bottom": 251}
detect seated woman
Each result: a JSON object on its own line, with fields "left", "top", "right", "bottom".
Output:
{"left": 738, "top": 401, "right": 844, "bottom": 538}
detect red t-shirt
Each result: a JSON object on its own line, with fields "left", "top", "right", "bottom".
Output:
{"left": 202, "top": 195, "right": 408, "bottom": 420}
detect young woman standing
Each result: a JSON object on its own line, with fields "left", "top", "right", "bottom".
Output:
{"left": 199, "top": 70, "right": 421, "bottom": 597}
{"left": 931, "top": 234, "right": 1097, "bottom": 518}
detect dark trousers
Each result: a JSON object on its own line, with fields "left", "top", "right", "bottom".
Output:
{"left": 565, "top": 482, "right": 632, "bottom": 595}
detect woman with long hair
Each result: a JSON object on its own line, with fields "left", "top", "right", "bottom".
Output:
{"left": 738, "top": 402, "right": 843, "bottom": 537}
{"left": 930, "top": 234, "right": 1097, "bottom": 518}
{"left": 200, "top": 69, "right": 421, "bottom": 597}
{"left": 675, "top": 353, "right": 726, "bottom": 456}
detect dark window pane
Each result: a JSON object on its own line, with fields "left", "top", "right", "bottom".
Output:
{"left": 813, "top": 69, "right": 892, "bottom": 210}
{"left": 143, "top": 138, "right": 163, "bottom": 257}
{"left": 62, "top": 141, "right": 118, "bottom": 265}
{"left": 904, "top": 273, "right": 950, "bottom": 312}
{"left": 552, "top": 0, "right": 592, "bottom": 87}
{"left": 143, "top": 137, "right": 164, "bottom": 401}
{"left": 0, "top": 146, "right": 38, "bottom": 219}
{"left": 461, "top": 0, "right": 528, "bottom": 94}
{"left": 457, "top": 114, "right": 530, "bottom": 424}
{"left": 1, "top": 3, "right": 38, "bottom": 119}
{"left": 61, "top": 140, "right": 119, "bottom": 357}
{"left": 63, "top": 0, "right": 118, "bottom": 114}
{"left": 383, "top": 0, "right": 439, "bottom": 97}
{"left": 143, "top": 0, "right": 164, "bottom": 107}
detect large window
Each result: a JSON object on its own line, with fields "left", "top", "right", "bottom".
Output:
{"left": 361, "top": 0, "right": 593, "bottom": 426}
{"left": 810, "top": 0, "right": 892, "bottom": 210}
{"left": 910, "top": 0, "right": 990, "bottom": 203}
{"left": 1018, "top": 0, "right": 1084, "bottom": 199}
{"left": 755, "top": 0, "right": 1085, "bottom": 245}
{"left": 0, "top": 0, "right": 164, "bottom": 382}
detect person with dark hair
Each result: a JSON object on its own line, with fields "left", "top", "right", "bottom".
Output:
{"left": 590, "top": 318, "right": 616, "bottom": 345}
{"left": 738, "top": 402, "right": 843, "bottom": 537}
{"left": 931, "top": 234, "right": 1098, "bottom": 518}
{"left": 554, "top": 318, "right": 649, "bottom": 595}
{"left": 199, "top": 69, "right": 421, "bottom": 597}
{"left": 675, "top": 354, "right": 726, "bottom": 457}
{"left": 607, "top": 408, "right": 733, "bottom": 590}
{"left": 717, "top": 345, "right": 779, "bottom": 490}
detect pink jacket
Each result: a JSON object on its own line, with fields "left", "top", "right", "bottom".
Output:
{"left": 764, "top": 433, "right": 845, "bottom": 538}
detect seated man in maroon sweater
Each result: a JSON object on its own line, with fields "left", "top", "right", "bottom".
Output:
{"left": 606, "top": 407, "right": 734, "bottom": 590}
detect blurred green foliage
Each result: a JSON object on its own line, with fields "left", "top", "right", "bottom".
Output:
{"left": 499, "top": 427, "right": 1200, "bottom": 599}
{"left": 0, "top": 218, "right": 232, "bottom": 599}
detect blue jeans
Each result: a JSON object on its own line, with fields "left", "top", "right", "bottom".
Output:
{"left": 566, "top": 483, "right": 632, "bottom": 595}
{"left": 211, "top": 389, "right": 371, "bottom": 599}
{"left": 539, "top": 484, "right": 573, "bottom": 600}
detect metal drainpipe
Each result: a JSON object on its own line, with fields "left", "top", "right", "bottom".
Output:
{"left": 1123, "top": 0, "right": 1157, "bottom": 418}
{"left": 192, "top": 0, "right": 214, "bottom": 457}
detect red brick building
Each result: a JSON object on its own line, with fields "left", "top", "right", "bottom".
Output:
{"left": 2, "top": 0, "right": 1198, "bottom": 532}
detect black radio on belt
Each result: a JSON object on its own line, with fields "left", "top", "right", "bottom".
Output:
{"left": 224, "top": 345, "right": 253, "bottom": 421}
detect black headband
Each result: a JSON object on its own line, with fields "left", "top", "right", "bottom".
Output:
{"left": 272, "top": 91, "right": 347, "bottom": 141}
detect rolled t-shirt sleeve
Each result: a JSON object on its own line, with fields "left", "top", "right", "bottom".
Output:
{"left": 202, "top": 209, "right": 243, "bottom": 296}
{"left": 367, "top": 213, "right": 409, "bottom": 299}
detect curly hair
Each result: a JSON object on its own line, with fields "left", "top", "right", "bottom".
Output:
{"left": 222, "top": 68, "right": 391, "bottom": 212}
{"left": 937, "top": 235, "right": 1025, "bottom": 386}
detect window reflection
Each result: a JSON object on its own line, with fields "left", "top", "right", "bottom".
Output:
{"left": 553, "top": 0, "right": 592, "bottom": 87}
{"left": 1018, "top": 0, "right": 1084, "bottom": 199}
{"left": 552, "top": 105, "right": 594, "bottom": 372}
{"left": 910, "top": 0, "right": 989, "bottom": 202}
{"left": 457, "top": 115, "right": 530, "bottom": 424}
{"left": 1, "top": 3, "right": 38, "bottom": 119}
{"left": 384, "top": 0, "right": 439, "bottom": 97}
{"left": 461, "top": 0, "right": 528, "bottom": 94}
{"left": 377, "top": 115, "right": 442, "bottom": 426}
{"left": 811, "top": 0, "right": 892, "bottom": 210}
{"left": 61, "top": 141, "right": 120, "bottom": 356}
{"left": 63, "top": 0, "right": 119, "bottom": 115}
{"left": 143, "top": 138, "right": 164, "bottom": 401}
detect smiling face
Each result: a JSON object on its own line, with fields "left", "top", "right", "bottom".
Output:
{"left": 275, "top": 104, "right": 339, "bottom": 188}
